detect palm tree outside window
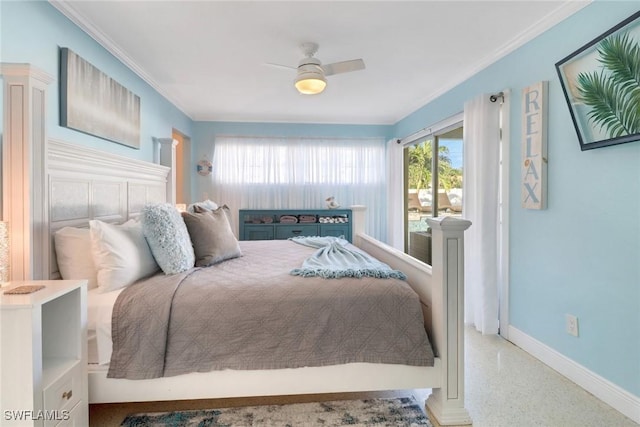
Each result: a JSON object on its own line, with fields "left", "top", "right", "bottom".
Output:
{"left": 404, "top": 125, "right": 464, "bottom": 261}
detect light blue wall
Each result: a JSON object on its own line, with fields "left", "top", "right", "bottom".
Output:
{"left": 3, "top": 0, "right": 637, "bottom": 400}
{"left": 394, "top": 2, "right": 640, "bottom": 396}
{"left": 191, "top": 121, "right": 392, "bottom": 202}
{"left": 0, "top": 1, "right": 192, "bottom": 162}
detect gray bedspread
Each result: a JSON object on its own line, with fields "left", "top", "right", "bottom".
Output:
{"left": 108, "top": 239, "right": 434, "bottom": 379}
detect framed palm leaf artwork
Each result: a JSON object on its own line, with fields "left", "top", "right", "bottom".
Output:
{"left": 556, "top": 11, "right": 640, "bottom": 151}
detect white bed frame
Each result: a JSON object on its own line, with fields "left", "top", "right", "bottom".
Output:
{"left": 2, "top": 64, "right": 472, "bottom": 425}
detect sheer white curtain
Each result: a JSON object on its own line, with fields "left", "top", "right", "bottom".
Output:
{"left": 385, "top": 138, "right": 404, "bottom": 250}
{"left": 463, "top": 94, "right": 501, "bottom": 335}
{"left": 211, "top": 136, "right": 387, "bottom": 240}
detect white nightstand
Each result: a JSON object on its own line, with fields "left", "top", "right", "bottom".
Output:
{"left": 0, "top": 280, "right": 88, "bottom": 426}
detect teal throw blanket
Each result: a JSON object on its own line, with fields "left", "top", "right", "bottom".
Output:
{"left": 289, "top": 236, "right": 407, "bottom": 280}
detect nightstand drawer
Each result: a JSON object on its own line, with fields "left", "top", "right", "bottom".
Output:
{"left": 275, "top": 224, "right": 318, "bottom": 239}
{"left": 43, "top": 361, "right": 82, "bottom": 425}
{"left": 53, "top": 400, "right": 85, "bottom": 427}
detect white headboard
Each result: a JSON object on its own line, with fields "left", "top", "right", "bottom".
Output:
{"left": 46, "top": 139, "right": 170, "bottom": 279}
{"left": 1, "top": 63, "right": 171, "bottom": 282}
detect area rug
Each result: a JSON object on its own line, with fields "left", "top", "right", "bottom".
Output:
{"left": 120, "top": 396, "right": 432, "bottom": 426}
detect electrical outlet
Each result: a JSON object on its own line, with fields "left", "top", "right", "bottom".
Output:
{"left": 566, "top": 314, "right": 579, "bottom": 337}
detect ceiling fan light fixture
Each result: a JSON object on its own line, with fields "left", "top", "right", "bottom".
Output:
{"left": 294, "top": 63, "right": 327, "bottom": 95}
{"left": 295, "top": 76, "right": 327, "bottom": 95}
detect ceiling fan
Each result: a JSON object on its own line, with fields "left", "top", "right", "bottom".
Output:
{"left": 268, "top": 42, "right": 366, "bottom": 95}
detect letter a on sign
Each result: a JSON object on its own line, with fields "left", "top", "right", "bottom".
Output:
{"left": 521, "top": 81, "right": 547, "bottom": 209}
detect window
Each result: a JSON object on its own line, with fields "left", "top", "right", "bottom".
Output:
{"left": 211, "top": 136, "right": 387, "bottom": 239}
{"left": 401, "top": 115, "right": 464, "bottom": 262}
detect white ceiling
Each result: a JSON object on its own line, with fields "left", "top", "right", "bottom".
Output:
{"left": 50, "top": 1, "right": 588, "bottom": 125}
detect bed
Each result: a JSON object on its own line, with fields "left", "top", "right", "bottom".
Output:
{"left": 39, "top": 139, "right": 472, "bottom": 425}
{"left": 85, "top": 236, "right": 433, "bottom": 378}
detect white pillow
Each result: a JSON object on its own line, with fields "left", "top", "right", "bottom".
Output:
{"left": 54, "top": 227, "right": 98, "bottom": 289}
{"left": 89, "top": 219, "right": 159, "bottom": 293}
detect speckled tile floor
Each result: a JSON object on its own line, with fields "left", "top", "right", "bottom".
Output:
{"left": 456, "top": 327, "right": 638, "bottom": 427}
{"left": 90, "top": 326, "right": 638, "bottom": 426}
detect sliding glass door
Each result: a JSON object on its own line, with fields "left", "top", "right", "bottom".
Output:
{"left": 403, "top": 118, "right": 463, "bottom": 264}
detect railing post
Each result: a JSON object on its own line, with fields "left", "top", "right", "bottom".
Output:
{"left": 349, "top": 205, "right": 367, "bottom": 242}
{"left": 425, "top": 216, "right": 472, "bottom": 425}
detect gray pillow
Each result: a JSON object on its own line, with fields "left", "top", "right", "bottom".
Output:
{"left": 194, "top": 204, "right": 236, "bottom": 237}
{"left": 182, "top": 207, "right": 242, "bottom": 267}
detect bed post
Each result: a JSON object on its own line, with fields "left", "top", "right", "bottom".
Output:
{"left": 1, "top": 63, "right": 54, "bottom": 281}
{"left": 350, "top": 205, "right": 366, "bottom": 240}
{"left": 425, "top": 216, "right": 472, "bottom": 426}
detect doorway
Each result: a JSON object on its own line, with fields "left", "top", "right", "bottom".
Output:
{"left": 398, "top": 95, "right": 510, "bottom": 336}
{"left": 402, "top": 116, "right": 464, "bottom": 264}
{"left": 172, "top": 129, "right": 192, "bottom": 204}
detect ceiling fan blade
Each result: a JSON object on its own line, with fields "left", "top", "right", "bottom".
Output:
{"left": 264, "top": 62, "right": 296, "bottom": 71}
{"left": 322, "top": 59, "right": 365, "bottom": 76}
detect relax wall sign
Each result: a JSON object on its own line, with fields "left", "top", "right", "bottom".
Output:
{"left": 521, "top": 81, "right": 548, "bottom": 210}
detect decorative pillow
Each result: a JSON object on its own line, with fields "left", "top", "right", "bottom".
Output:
{"left": 182, "top": 207, "right": 242, "bottom": 267}
{"left": 54, "top": 227, "right": 98, "bottom": 289}
{"left": 194, "top": 204, "right": 236, "bottom": 237}
{"left": 187, "top": 199, "right": 219, "bottom": 214}
{"left": 140, "top": 203, "right": 195, "bottom": 274}
{"left": 89, "top": 219, "right": 160, "bottom": 293}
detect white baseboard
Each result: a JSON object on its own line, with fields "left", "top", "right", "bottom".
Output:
{"left": 508, "top": 326, "right": 640, "bottom": 424}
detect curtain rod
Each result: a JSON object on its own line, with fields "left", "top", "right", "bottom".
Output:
{"left": 396, "top": 94, "right": 502, "bottom": 144}
{"left": 397, "top": 126, "right": 432, "bottom": 144}
{"left": 397, "top": 112, "right": 464, "bottom": 145}
{"left": 216, "top": 134, "right": 384, "bottom": 142}
{"left": 490, "top": 91, "right": 504, "bottom": 103}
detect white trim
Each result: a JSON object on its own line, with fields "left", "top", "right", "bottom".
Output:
{"left": 494, "top": 2, "right": 591, "bottom": 66}
{"left": 48, "top": 0, "right": 190, "bottom": 118}
{"left": 508, "top": 326, "right": 640, "bottom": 424}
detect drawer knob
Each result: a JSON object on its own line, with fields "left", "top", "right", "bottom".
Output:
{"left": 62, "top": 390, "right": 73, "bottom": 400}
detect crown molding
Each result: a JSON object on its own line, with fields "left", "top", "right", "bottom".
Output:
{"left": 393, "top": 0, "right": 592, "bottom": 124}
{"left": 48, "top": 0, "right": 591, "bottom": 126}
{"left": 48, "top": 0, "right": 193, "bottom": 119}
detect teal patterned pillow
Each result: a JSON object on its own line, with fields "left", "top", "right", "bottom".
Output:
{"left": 140, "top": 203, "right": 195, "bottom": 274}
